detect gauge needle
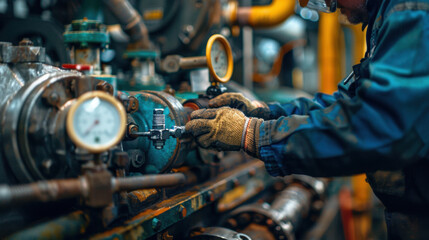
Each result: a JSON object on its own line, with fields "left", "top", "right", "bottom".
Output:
{"left": 215, "top": 52, "right": 221, "bottom": 62}
{"left": 84, "top": 119, "right": 100, "bottom": 136}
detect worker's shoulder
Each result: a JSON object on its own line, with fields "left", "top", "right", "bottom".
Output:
{"left": 383, "top": 0, "right": 429, "bottom": 17}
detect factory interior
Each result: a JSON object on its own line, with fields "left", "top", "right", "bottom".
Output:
{"left": 3, "top": 0, "right": 426, "bottom": 239}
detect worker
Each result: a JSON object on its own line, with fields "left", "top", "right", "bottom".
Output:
{"left": 185, "top": 0, "right": 429, "bottom": 238}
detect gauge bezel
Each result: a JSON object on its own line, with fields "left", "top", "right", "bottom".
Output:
{"left": 66, "top": 91, "right": 127, "bottom": 153}
{"left": 206, "top": 34, "right": 234, "bottom": 83}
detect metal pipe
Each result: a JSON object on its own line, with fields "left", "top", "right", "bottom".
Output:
{"left": 0, "top": 178, "right": 86, "bottom": 208}
{"left": 113, "top": 173, "right": 186, "bottom": 192}
{"left": 102, "top": 0, "right": 151, "bottom": 49}
{"left": 7, "top": 211, "right": 90, "bottom": 240}
{"left": 224, "top": 0, "right": 295, "bottom": 28}
{"left": 243, "top": 26, "right": 253, "bottom": 91}
{"left": 0, "top": 173, "right": 186, "bottom": 208}
{"left": 179, "top": 56, "right": 208, "bottom": 69}
{"left": 269, "top": 184, "right": 313, "bottom": 228}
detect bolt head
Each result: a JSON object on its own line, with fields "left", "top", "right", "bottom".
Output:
{"left": 43, "top": 92, "right": 61, "bottom": 107}
{"left": 19, "top": 38, "right": 33, "bottom": 46}
{"left": 238, "top": 213, "right": 251, "bottom": 226}
{"left": 152, "top": 218, "right": 162, "bottom": 231}
{"left": 206, "top": 191, "right": 214, "bottom": 202}
{"left": 227, "top": 218, "right": 238, "bottom": 228}
{"left": 178, "top": 205, "right": 187, "bottom": 218}
{"left": 253, "top": 213, "right": 265, "bottom": 223}
{"left": 114, "top": 152, "right": 129, "bottom": 168}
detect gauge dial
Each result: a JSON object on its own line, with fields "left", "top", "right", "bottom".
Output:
{"left": 206, "top": 34, "right": 233, "bottom": 83}
{"left": 67, "top": 91, "right": 126, "bottom": 153}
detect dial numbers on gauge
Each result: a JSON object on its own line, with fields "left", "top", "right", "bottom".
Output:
{"left": 210, "top": 41, "right": 228, "bottom": 78}
{"left": 67, "top": 91, "right": 126, "bottom": 153}
{"left": 73, "top": 98, "right": 120, "bottom": 146}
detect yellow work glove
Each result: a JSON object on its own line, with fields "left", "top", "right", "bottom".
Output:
{"left": 185, "top": 107, "right": 263, "bottom": 156}
{"left": 208, "top": 93, "right": 271, "bottom": 119}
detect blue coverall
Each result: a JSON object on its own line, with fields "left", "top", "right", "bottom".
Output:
{"left": 256, "top": 0, "right": 429, "bottom": 238}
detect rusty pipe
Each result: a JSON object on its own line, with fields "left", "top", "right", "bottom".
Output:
{"left": 161, "top": 55, "right": 208, "bottom": 73}
{"left": 0, "top": 178, "right": 87, "bottom": 208}
{"left": 103, "top": 0, "right": 151, "bottom": 49}
{"left": 223, "top": 0, "right": 295, "bottom": 28}
{"left": 0, "top": 173, "right": 185, "bottom": 208}
{"left": 112, "top": 173, "right": 186, "bottom": 192}
{"left": 179, "top": 56, "right": 208, "bottom": 69}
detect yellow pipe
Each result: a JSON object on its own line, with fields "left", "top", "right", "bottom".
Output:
{"left": 318, "top": 12, "right": 343, "bottom": 94}
{"left": 348, "top": 24, "right": 366, "bottom": 64}
{"left": 223, "top": 0, "right": 295, "bottom": 28}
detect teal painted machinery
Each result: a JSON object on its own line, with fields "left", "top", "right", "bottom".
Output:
{"left": 122, "top": 91, "right": 189, "bottom": 174}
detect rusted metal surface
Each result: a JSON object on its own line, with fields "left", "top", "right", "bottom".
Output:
{"left": 96, "top": 81, "right": 114, "bottom": 95}
{"left": 0, "top": 39, "right": 46, "bottom": 63}
{"left": 224, "top": 176, "right": 327, "bottom": 240}
{"left": 113, "top": 173, "right": 186, "bottom": 192}
{"left": 0, "top": 41, "right": 68, "bottom": 107}
{"left": 0, "top": 178, "right": 84, "bottom": 208}
{"left": 7, "top": 211, "right": 91, "bottom": 240}
{"left": 0, "top": 172, "right": 185, "bottom": 209}
{"left": 74, "top": 48, "right": 100, "bottom": 69}
{"left": 126, "top": 96, "right": 140, "bottom": 113}
{"left": 1, "top": 72, "right": 103, "bottom": 183}
{"left": 85, "top": 171, "right": 113, "bottom": 208}
{"left": 241, "top": 224, "right": 276, "bottom": 240}
{"left": 2, "top": 160, "right": 272, "bottom": 239}
{"left": 90, "top": 160, "right": 273, "bottom": 240}
{"left": 0, "top": 63, "right": 23, "bottom": 107}
{"left": 0, "top": 42, "right": 12, "bottom": 62}
{"left": 189, "top": 227, "right": 251, "bottom": 240}
{"left": 217, "top": 179, "right": 264, "bottom": 212}
{"left": 179, "top": 56, "right": 207, "bottom": 70}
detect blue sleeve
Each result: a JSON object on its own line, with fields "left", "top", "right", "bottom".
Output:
{"left": 258, "top": 8, "right": 429, "bottom": 177}
{"left": 268, "top": 92, "right": 343, "bottom": 118}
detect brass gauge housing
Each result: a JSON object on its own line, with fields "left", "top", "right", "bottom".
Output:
{"left": 66, "top": 91, "right": 126, "bottom": 153}
{"left": 206, "top": 34, "right": 234, "bottom": 83}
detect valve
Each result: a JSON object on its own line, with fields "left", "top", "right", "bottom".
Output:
{"left": 129, "top": 109, "right": 185, "bottom": 150}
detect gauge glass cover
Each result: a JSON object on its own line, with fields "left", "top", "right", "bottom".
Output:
{"left": 73, "top": 97, "right": 121, "bottom": 149}
{"left": 210, "top": 40, "right": 228, "bottom": 78}
{"left": 67, "top": 92, "right": 126, "bottom": 153}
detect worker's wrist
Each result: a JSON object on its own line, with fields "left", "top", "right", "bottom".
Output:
{"left": 242, "top": 117, "right": 263, "bottom": 157}
{"left": 251, "top": 100, "right": 268, "bottom": 109}
{"left": 247, "top": 101, "right": 271, "bottom": 120}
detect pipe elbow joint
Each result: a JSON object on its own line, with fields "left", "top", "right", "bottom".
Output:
{"left": 225, "top": 0, "right": 296, "bottom": 28}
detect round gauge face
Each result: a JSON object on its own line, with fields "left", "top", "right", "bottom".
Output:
{"left": 67, "top": 91, "right": 126, "bottom": 153}
{"left": 210, "top": 40, "right": 228, "bottom": 78}
{"left": 206, "top": 34, "right": 233, "bottom": 83}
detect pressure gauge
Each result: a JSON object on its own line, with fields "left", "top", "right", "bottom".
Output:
{"left": 66, "top": 91, "right": 126, "bottom": 153}
{"left": 206, "top": 34, "right": 233, "bottom": 83}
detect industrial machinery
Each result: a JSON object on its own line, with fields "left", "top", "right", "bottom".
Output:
{"left": 0, "top": 1, "right": 336, "bottom": 239}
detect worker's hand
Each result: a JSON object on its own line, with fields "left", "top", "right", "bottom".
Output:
{"left": 209, "top": 93, "right": 271, "bottom": 119}
{"left": 185, "top": 107, "right": 262, "bottom": 155}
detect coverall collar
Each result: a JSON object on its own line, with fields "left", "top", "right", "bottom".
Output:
{"left": 362, "top": 0, "right": 383, "bottom": 30}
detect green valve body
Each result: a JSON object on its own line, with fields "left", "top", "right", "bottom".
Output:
{"left": 64, "top": 19, "right": 109, "bottom": 72}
